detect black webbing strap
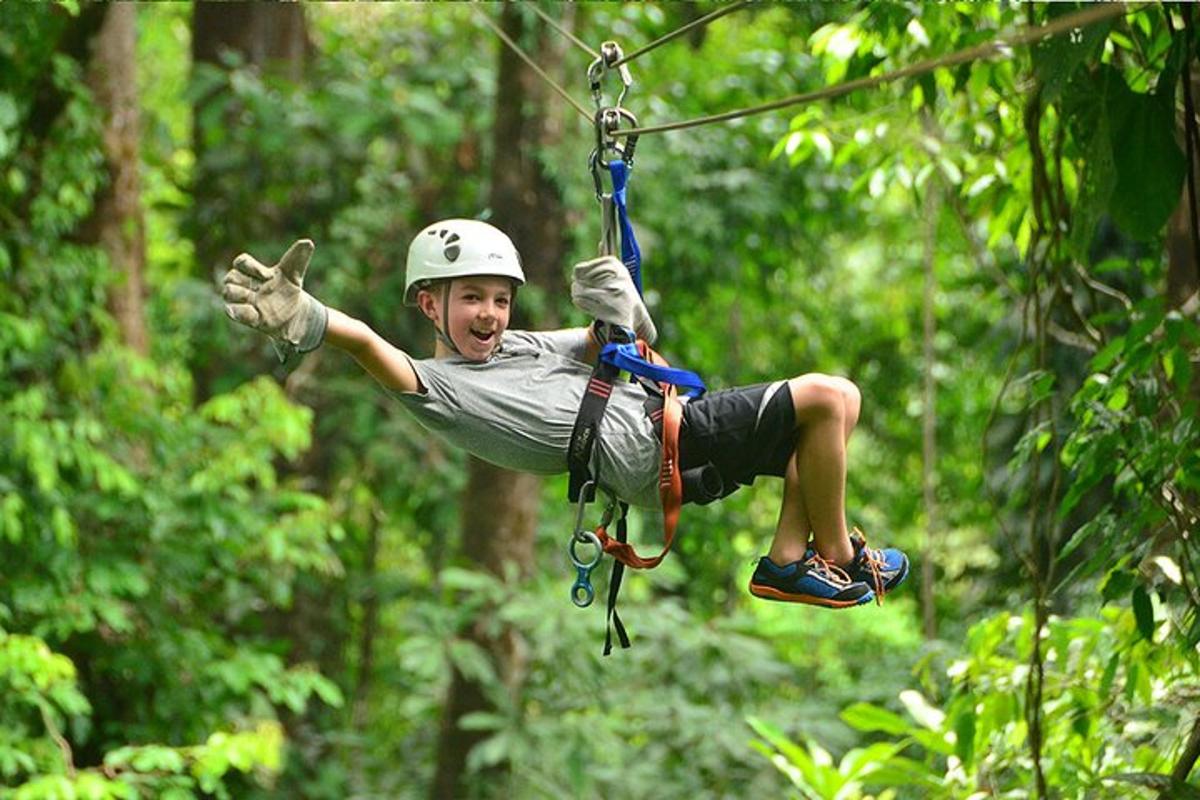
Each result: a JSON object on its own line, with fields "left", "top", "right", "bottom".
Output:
{"left": 567, "top": 358, "right": 620, "bottom": 502}
{"left": 567, "top": 324, "right": 634, "bottom": 502}
{"left": 603, "top": 502, "right": 632, "bottom": 655}
{"left": 566, "top": 325, "right": 640, "bottom": 653}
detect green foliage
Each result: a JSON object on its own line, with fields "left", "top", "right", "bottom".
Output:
{"left": 755, "top": 606, "right": 1200, "bottom": 799}
{"left": 0, "top": 627, "right": 289, "bottom": 800}
{"left": 1058, "top": 295, "right": 1200, "bottom": 647}
{"left": 749, "top": 715, "right": 903, "bottom": 800}
{"left": 0, "top": 285, "right": 344, "bottom": 794}
{"left": 5, "top": 3, "right": 1200, "bottom": 798}
{"left": 760, "top": 5, "right": 1200, "bottom": 800}
{"left": 2, "top": 8, "right": 344, "bottom": 796}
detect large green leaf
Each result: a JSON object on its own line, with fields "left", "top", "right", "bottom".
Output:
{"left": 840, "top": 702, "right": 912, "bottom": 736}
{"left": 1131, "top": 585, "right": 1155, "bottom": 641}
{"left": 1070, "top": 104, "right": 1116, "bottom": 261}
{"left": 1104, "top": 66, "right": 1186, "bottom": 241}
{"left": 1031, "top": 11, "right": 1112, "bottom": 102}
{"left": 953, "top": 707, "right": 976, "bottom": 768}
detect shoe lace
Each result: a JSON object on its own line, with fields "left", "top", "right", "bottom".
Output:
{"left": 853, "top": 527, "right": 886, "bottom": 605}
{"left": 804, "top": 552, "right": 854, "bottom": 586}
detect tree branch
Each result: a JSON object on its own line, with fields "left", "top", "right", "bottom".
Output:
{"left": 38, "top": 699, "right": 76, "bottom": 779}
{"left": 1165, "top": 715, "right": 1200, "bottom": 798}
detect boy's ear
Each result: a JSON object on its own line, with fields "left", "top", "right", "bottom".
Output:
{"left": 415, "top": 287, "right": 439, "bottom": 322}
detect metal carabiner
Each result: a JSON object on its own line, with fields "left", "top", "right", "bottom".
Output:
{"left": 589, "top": 148, "right": 606, "bottom": 200}
{"left": 599, "top": 41, "right": 633, "bottom": 108}
{"left": 588, "top": 41, "right": 633, "bottom": 111}
{"left": 573, "top": 480, "right": 597, "bottom": 542}
{"left": 610, "top": 107, "right": 639, "bottom": 166}
{"left": 587, "top": 57, "right": 606, "bottom": 110}
{"left": 592, "top": 107, "right": 640, "bottom": 184}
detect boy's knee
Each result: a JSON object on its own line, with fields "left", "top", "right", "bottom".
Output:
{"left": 831, "top": 376, "right": 861, "bottom": 426}
{"left": 788, "top": 374, "right": 848, "bottom": 423}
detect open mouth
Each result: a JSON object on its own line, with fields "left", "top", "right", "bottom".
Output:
{"left": 469, "top": 329, "right": 495, "bottom": 344}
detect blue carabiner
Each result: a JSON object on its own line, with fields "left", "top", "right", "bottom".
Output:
{"left": 569, "top": 530, "right": 603, "bottom": 607}
{"left": 571, "top": 566, "right": 595, "bottom": 607}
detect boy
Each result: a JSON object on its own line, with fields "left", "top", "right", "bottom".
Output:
{"left": 221, "top": 219, "right": 908, "bottom": 607}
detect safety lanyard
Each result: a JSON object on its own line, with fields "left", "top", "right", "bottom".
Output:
{"left": 567, "top": 42, "right": 704, "bottom": 655}
{"left": 598, "top": 157, "right": 707, "bottom": 397}
{"left": 607, "top": 159, "right": 642, "bottom": 294}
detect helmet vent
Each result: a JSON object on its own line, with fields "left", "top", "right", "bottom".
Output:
{"left": 431, "top": 229, "right": 462, "bottom": 262}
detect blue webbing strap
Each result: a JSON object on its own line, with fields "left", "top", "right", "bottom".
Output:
{"left": 608, "top": 159, "right": 643, "bottom": 295}
{"left": 601, "top": 159, "right": 707, "bottom": 398}
{"left": 600, "top": 342, "right": 706, "bottom": 397}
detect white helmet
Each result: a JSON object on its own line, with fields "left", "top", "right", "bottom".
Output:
{"left": 404, "top": 219, "right": 525, "bottom": 305}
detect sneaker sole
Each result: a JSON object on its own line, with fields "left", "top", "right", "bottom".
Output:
{"left": 748, "top": 581, "right": 875, "bottom": 608}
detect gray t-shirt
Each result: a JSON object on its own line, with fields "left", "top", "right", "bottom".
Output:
{"left": 392, "top": 329, "right": 662, "bottom": 508}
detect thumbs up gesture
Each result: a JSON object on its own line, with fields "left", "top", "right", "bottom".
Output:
{"left": 221, "top": 239, "right": 328, "bottom": 355}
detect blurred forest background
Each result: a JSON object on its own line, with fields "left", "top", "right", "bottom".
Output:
{"left": 1, "top": 2, "right": 1198, "bottom": 799}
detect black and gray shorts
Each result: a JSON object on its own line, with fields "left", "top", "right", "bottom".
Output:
{"left": 673, "top": 380, "right": 797, "bottom": 502}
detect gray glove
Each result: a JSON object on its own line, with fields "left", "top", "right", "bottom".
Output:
{"left": 222, "top": 239, "right": 328, "bottom": 360}
{"left": 570, "top": 256, "right": 657, "bottom": 344}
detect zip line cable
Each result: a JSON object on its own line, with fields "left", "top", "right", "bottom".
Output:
{"left": 474, "top": 4, "right": 593, "bottom": 122}
{"left": 481, "top": 3, "right": 1132, "bottom": 140}
{"left": 611, "top": 2, "right": 1133, "bottom": 137}
{"left": 529, "top": 4, "right": 599, "bottom": 59}
{"left": 501, "top": 2, "right": 752, "bottom": 119}
{"left": 611, "top": 1, "right": 753, "bottom": 69}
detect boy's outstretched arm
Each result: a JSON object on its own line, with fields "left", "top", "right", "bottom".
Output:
{"left": 222, "top": 239, "right": 420, "bottom": 394}
{"left": 325, "top": 308, "right": 420, "bottom": 393}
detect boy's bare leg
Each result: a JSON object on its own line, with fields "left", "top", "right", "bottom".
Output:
{"left": 767, "top": 375, "right": 860, "bottom": 566}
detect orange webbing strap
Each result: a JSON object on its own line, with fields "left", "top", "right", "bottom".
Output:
{"left": 593, "top": 342, "right": 684, "bottom": 570}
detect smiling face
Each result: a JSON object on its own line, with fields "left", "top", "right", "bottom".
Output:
{"left": 417, "top": 276, "right": 513, "bottom": 361}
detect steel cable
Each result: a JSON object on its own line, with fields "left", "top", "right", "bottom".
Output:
{"left": 528, "top": 4, "right": 599, "bottom": 59}
{"left": 612, "top": 2, "right": 753, "bottom": 68}
{"left": 612, "top": 2, "right": 1133, "bottom": 137}
{"left": 479, "top": 2, "right": 1134, "bottom": 142}
{"left": 474, "top": 4, "right": 593, "bottom": 122}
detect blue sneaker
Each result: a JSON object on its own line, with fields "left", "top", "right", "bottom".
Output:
{"left": 749, "top": 553, "right": 875, "bottom": 608}
{"left": 843, "top": 529, "right": 909, "bottom": 602}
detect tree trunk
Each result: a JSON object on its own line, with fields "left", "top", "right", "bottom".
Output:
{"left": 1167, "top": 53, "right": 1200, "bottom": 310}
{"left": 1167, "top": 157, "right": 1200, "bottom": 311}
{"left": 430, "top": 465, "right": 540, "bottom": 800}
{"left": 80, "top": 4, "right": 148, "bottom": 355}
{"left": 188, "top": 1, "right": 311, "bottom": 406}
{"left": 430, "top": 5, "right": 571, "bottom": 798}
{"left": 484, "top": 2, "right": 570, "bottom": 323}
{"left": 192, "top": 1, "right": 309, "bottom": 81}
{"left": 190, "top": 1, "right": 310, "bottom": 282}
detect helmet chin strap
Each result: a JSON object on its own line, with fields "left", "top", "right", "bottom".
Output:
{"left": 436, "top": 280, "right": 461, "bottom": 355}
